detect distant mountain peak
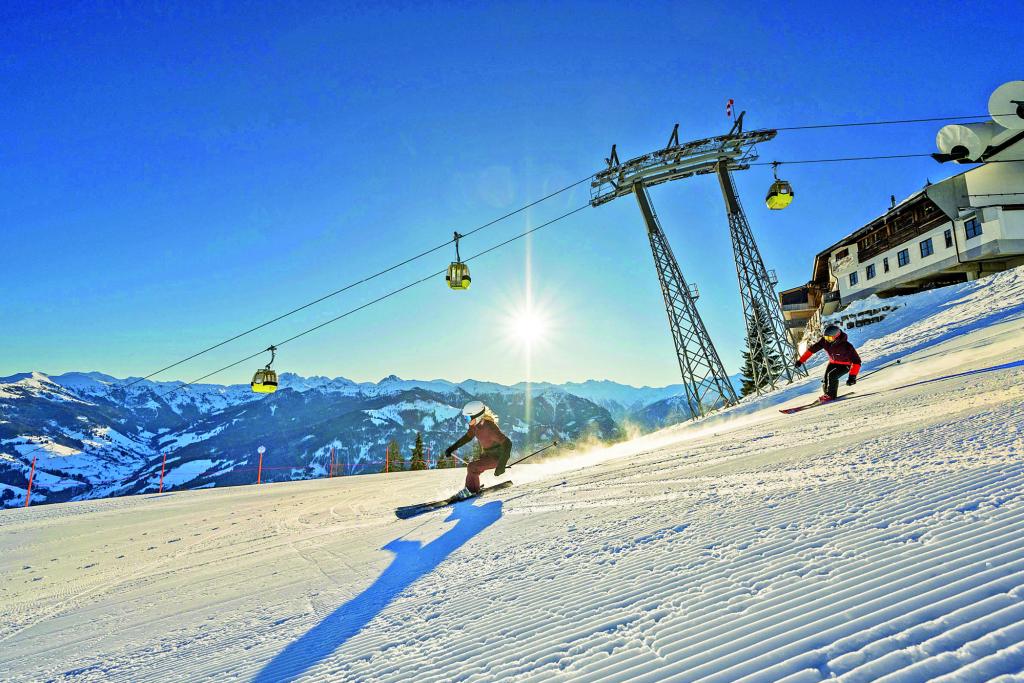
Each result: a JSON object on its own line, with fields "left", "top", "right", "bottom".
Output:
{"left": 0, "top": 372, "right": 36, "bottom": 384}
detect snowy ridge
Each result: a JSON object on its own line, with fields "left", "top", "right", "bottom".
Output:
{"left": 0, "top": 365, "right": 685, "bottom": 508}
{"left": 1, "top": 370, "right": 686, "bottom": 416}
{"left": 1, "top": 266, "right": 1023, "bottom": 681}
{"left": 363, "top": 400, "right": 463, "bottom": 430}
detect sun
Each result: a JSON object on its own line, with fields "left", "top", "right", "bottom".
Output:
{"left": 505, "top": 304, "right": 551, "bottom": 349}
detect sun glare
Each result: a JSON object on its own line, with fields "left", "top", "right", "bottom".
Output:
{"left": 510, "top": 307, "right": 549, "bottom": 347}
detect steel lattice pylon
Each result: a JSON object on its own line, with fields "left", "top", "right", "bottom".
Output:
{"left": 634, "top": 183, "right": 737, "bottom": 417}
{"left": 590, "top": 113, "right": 804, "bottom": 416}
{"left": 716, "top": 164, "right": 806, "bottom": 392}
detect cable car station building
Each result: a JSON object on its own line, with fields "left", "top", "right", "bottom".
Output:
{"left": 780, "top": 156, "right": 1024, "bottom": 345}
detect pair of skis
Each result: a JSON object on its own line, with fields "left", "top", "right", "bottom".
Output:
{"left": 778, "top": 392, "right": 855, "bottom": 414}
{"left": 778, "top": 358, "right": 902, "bottom": 415}
{"left": 394, "top": 441, "right": 558, "bottom": 519}
{"left": 395, "top": 480, "right": 513, "bottom": 519}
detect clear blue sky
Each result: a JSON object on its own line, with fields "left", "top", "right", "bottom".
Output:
{"left": 3, "top": 1, "right": 1022, "bottom": 387}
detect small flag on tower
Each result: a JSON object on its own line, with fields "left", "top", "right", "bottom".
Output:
{"left": 726, "top": 99, "right": 734, "bottom": 118}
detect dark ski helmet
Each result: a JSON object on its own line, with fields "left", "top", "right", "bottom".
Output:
{"left": 823, "top": 324, "right": 842, "bottom": 340}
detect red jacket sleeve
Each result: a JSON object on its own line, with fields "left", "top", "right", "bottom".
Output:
{"left": 849, "top": 346, "right": 862, "bottom": 375}
{"left": 799, "top": 338, "right": 824, "bottom": 363}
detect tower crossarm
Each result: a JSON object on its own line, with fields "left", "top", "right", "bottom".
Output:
{"left": 591, "top": 128, "right": 776, "bottom": 207}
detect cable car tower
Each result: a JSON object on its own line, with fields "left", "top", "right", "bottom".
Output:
{"left": 591, "top": 113, "right": 805, "bottom": 417}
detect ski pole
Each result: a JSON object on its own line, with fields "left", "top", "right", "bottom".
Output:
{"left": 859, "top": 358, "right": 901, "bottom": 380}
{"left": 507, "top": 440, "right": 559, "bottom": 469}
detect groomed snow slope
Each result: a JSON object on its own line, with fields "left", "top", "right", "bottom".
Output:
{"left": 3, "top": 267, "right": 1024, "bottom": 682}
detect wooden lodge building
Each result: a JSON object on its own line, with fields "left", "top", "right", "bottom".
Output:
{"left": 779, "top": 156, "right": 1024, "bottom": 345}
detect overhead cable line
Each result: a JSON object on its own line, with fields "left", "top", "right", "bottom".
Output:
{"left": 152, "top": 149, "right": 1024, "bottom": 396}
{"left": 123, "top": 174, "right": 593, "bottom": 389}
{"left": 773, "top": 114, "right": 994, "bottom": 132}
{"left": 158, "top": 203, "right": 592, "bottom": 398}
{"left": 751, "top": 153, "right": 935, "bottom": 166}
{"left": 753, "top": 154, "right": 1024, "bottom": 166}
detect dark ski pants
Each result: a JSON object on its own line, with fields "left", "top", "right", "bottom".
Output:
{"left": 465, "top": 441, "right": 511, "bottom": 492}
{"left": 822, "top": 362, "right": 851, "bottom": 399}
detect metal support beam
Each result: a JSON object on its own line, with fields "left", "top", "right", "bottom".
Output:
{"left": 716, "top": 163, "right": 806, "bottom": 394}
{"left": 634, "top": 182, "right": 738, "bottom": 417}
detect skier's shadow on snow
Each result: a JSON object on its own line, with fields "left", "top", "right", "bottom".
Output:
{"left": 253, "top": 499, "right": 503, "bottom": 683}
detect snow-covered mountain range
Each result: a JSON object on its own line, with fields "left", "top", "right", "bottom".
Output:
{"left": 0, "top": 371, "right": 697, "bottom": 508}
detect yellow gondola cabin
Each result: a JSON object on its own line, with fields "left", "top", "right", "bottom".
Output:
{"left": 446, "top": 261, "right": 471, "bottom": 290}
{"left": 765, "top": 162, "right": 794, "bottom": 210}
{"left": 251, "top": 345, "right": 279, "bottom": 393}
{"left": 765, "top": 180, "right": 794, "bottom": 210}
{"left": 446, "top": 231, "right": 471, "bottom": 290}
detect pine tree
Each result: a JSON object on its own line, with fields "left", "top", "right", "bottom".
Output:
{"left": 435, "top": 442, "right": 457, "bottom": 469}
{"left": 739, "top": 301, "right": 783, "bottom": 397}
{"left": 383, "top": 439, "right": 405, "bottom": 473}
{"left": 410, "top": 433, "right": 427, "bottom": 471}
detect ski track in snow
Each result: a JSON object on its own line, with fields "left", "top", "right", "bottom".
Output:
{"left": 3, "top": 268, "right": 1024, "bottom": 682}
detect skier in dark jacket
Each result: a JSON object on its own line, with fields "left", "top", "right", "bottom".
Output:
{"left": 444, "top": 401, "right": 513, "bottom": 499}
{"left": 794, "top": 324, "right": 862, "bottom": 402}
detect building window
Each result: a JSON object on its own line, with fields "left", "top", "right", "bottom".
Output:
{"left": 883, "top": 257, "right": 890, "bottom": 273}
{"left": 849, "top": 272, "right": 859, "bottom": 287}
{"left": 944, "top": 229, "right": 953, "bottom": 248}
{"left": 965, "top": 217, "right": 983, "bottom": 239}
{"left": 898, "top": 249, "right": 910, "bottom": 267}
{"left": 920, "top": 238, "right": 934, "bottom": 258}
{"left": 866, "top": 264, "right": 876, "bottom": 280}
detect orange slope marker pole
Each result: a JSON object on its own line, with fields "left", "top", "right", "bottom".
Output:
{"left": 257, "top": 450, "right": 264, "bottom": 485}
{"left": 24, "top": 456, "right": 37, "bottom": 508}
{"left": 329, "top": 446, "right": 335, "bottom": 478}
{"left": 158, "top": 453, "right": 167, "bottom": 493}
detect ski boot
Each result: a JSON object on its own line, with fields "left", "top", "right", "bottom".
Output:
{"left": 452, "top": 487, "right": 477, "bottom": 501}
{"left": 818, "top": 394, "right": 835, "bottom": 403}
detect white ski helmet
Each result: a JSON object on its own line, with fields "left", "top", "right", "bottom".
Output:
{"left": 462, "top": 400, "right": 487, "bottom": 419}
